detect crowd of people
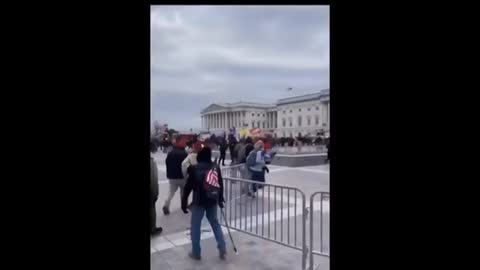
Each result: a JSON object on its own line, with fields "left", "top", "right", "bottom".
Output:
{"left": 150, "top": 132, "right": 330, "bottom": 260}
{"left": 150, "top": 134, "right": 275, "bottom": 260}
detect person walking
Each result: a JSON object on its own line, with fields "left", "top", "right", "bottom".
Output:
{"left": 182, "top": 141, "right": 204, "bottom": 209}
{"left": 181, "top": 146, "right": 227, "bottom": 261}
{"left": 218, "top": 139, "right": 228, "bottom": 166}
{"left": 246, "top": 140, "right": 268, "bottom": 198}
{"left": 151, "top": 142, "right": 163, "bottom": 236}
{"left": 162, "top": 138, "right": 188, "bottom": 215}
{"left": 228, "top": 135, "right": 237, "bottom": 165}
{"left": 325, "top": 141, "right": 330, "bottom": 164}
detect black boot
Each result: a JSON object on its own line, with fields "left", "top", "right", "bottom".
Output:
{"left": 151, "top": 227, "right": 163, "bottom": 236}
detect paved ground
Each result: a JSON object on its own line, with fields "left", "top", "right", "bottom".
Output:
{"left": 151, "top": 151, "right": 329, "bottom": 270}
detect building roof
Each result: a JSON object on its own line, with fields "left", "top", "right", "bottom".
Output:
{"left": 276, "top": 89, "right": 329, "bottom": 106}
{"left": 201, "top": 101, "right": 276, "bottom": 114}
{"left": 201, "top": 89, "right": 329, "bottom": 113}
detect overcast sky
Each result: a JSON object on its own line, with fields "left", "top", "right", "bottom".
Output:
{"left": 151, "top": 5, "right": 329, "bottom": 130}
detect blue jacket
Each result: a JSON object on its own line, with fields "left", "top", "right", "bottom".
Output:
{"left": 249, "top": 150, "right": 266, "bottom": 172}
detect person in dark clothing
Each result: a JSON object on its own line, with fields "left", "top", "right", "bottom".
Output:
{"left": 151, "top": 143, "right": 163, "bottom": 236}
{"left": 325, "top": 141, "right": 330, "bottom": 164}
{"left": 162, "top": 140, "right": 188, "bottom": 215}
{"left": 228, "top": 135, "right": 237, "bottom": 164}
{"left": 218, "top": 139, "right": 228, "bottom": 166}
{"left": 181, "top": 147, "right": 226, "bottom": 261}
{"left": 243, "top": 137, "right": 254, "bottom": 164}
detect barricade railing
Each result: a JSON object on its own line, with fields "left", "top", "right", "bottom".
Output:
{"left": 308, "top": 192, "right": 330, "bottom": 270}
{"left": 220, "top": 176, "right": 309, "bottom": 269}
{"left": 219, "top": 167, "right": 330, "bottom": 270}
{"left": 220, "top": 164, "right": 246, "bottom": 179}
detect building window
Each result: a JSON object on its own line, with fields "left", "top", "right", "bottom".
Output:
{"left": 283, "top": 110, "right": 286, "bottom": 114}
{"left": 262, "top": 122, "right": 265, "bottom": 128}
{"left": 257, "top": 121, "right": 261, "bottom": 128}
{"left": 289, "top": 133, "right": 293, "bottom": 138}
{"left": 263, "top": 114, "right": 265, "bottom": 117}
{"left": 299, "top": 108, "right": 301, "bottom": 112}
{"left": 257, "top": 114, "right": 259, "bottom": 117}
{"left": 308, "top": 108, "right": 311, "bottom": 111}
{"left": 307, "top": 117, "right": 311, "bottom": 126}
{"left": 289, "top": 118, "right": 292, "bottom": 127}
{"left": 242, "top": 112, "right": 245, "bottom": 117}
{"left": 316, "top": 107, "right": 319, "bottom": 110}
{"left": 290, "top": 110, "right": 292, "bottom": 113}
{"left": 252, "top": 113, "right": 255, "bottom": 116}
{"left": 282, "top": 118, "right": 286, "bottom": 127}
{"left": 283, "top": 132, "right": 286, "bottom": 137}
{"left": 298, "top": 132, "right": 302, "bottom": 137}
{"left": 252, "top": 121, "right": 255, "bottom": 127}
{"left": 315, "top": 116, "right": 319, "bottom": 125}
{"left": 298, "top": 116, "right": 302, "bottom": 127}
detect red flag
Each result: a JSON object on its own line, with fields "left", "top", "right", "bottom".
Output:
{"left": 206, "top": 169, "right": 220, "bottom": 188}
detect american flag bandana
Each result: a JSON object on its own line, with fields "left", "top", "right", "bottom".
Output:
{"left": 206, "top": 169, "right": 220, "bottom": 188}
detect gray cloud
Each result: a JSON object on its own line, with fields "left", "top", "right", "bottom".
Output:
{"left": 151, "top": 5, "right": 329, "bottom": 130}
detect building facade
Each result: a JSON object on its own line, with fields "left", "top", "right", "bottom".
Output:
{"left": 201, "top": 89, "right": 329, "bottom": 138}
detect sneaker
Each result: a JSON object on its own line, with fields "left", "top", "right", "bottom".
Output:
{"left": 219, "top": 251, "right": 226, "bottom": 260}
{"left": 188, "top": 252, "right": 201, "bottom": 260}
{"left": 162, "top": 206, "right": 170, "bottom": 215}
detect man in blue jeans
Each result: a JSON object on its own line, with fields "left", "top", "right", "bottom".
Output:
{"left": 181, "top": 146, "right": 226, "bottom": 260}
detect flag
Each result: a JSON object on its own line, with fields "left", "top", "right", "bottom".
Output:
{"left": 206, "top": 169, "right": 220, "bottom": 188}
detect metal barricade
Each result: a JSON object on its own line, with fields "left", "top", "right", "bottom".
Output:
{"left": 220, "top": 175, "right": 309, "bottom": 269}
{"left": 220, "top": 164, "right": 246, "bottom": 179}
{"left": 308, "top": 192, "right": 330, "bottom": 270}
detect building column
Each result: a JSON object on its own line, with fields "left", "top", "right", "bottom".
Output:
{"left": 226, "top": 112, "right": 230, "bottom": 129}
{"left": 220, "top": 113, "right": 223, "bottom": 129}
{"left": 240, "top": 111, "right": 244, "bottom": 128}
{"left": 224, "top": 112, "right": 227, "bottom": 129}
{"left": 233, "top": 112, "right": 236, "bottom": 128}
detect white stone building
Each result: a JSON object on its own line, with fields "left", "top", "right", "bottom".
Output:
{"left": 201, "top": 89, "right": 329, "bottom": 138}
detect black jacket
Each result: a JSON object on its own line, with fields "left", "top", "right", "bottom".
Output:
{"left": 182, "top": 161, "right": 224, "bottom": 208}
{"left": 165, "top": 147, "right": 188, "bottom": 179}
{"left": 219, "top": 143, "right": 228, "bottom": 154}
{"left": 243, "top": 144, "right": 254, "bottom": 163}
{"left": 151, "top": 157, "right": 159, "bottom": 200}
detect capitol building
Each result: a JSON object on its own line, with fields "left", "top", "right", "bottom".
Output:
{"left": 200, "top": 89, "right": 330, "bottom": 138}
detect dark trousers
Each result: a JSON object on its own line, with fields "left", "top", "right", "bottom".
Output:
{"left": 151, "top": 198, "right": 157, "bottom": 233}
{"left": 218, "top": 154, "right": 226, "bottom": 165}
{"left": 250, "top": 170, "right": 265, "bottom": 193}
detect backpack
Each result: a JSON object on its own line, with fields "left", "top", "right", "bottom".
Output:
{"left": 246, "top": 149, "right": 258, "bottom": 167}
{"left": 203, "top": 165, "right": 221, "bottom": 202}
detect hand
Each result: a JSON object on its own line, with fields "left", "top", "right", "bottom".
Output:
{"left": 218, "top": 201, "right": 225, "bottom": 209}
{"left": 181, "top": 206, "right": 189, "bottom": 214}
